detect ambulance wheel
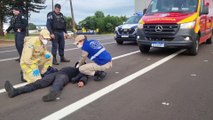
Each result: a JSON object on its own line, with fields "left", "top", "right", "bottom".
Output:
{"left": 116, "top": 40, "right": 123, "bottom": 45}
{"left": 188, "top": 37, "right": 199, "bottom": 56}
{"left": 139, "top": 45, "right": 150, "bottom": 54}
{"left": 206, "top": 33, "right": 212, "bottom": 44}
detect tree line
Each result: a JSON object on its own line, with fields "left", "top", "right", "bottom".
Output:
{"left": 79, "top": 11, "right": 127, "bottom": 33}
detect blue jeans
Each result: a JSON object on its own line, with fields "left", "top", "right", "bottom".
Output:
{"left": 14, "top": 32, "right": 26, "bottom": 57}
{"left": 52, "top": 31, "right": 65, "bottom": 57}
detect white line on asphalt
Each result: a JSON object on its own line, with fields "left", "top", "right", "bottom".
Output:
{"left": 0, "top": 50, "right": 140, "bottom": 94}
{"left": 41, "top": 49, "right": 185, "bottom": 120}
{"left": 0, "top": 38, "right": 113, "bottom": 54}
{"left": 0, "top": 42, "right": 116, "bottom": 62}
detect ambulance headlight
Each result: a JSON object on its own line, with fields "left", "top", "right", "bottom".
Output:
{"left": 137, "top": 24, "right": 144, "bottom": 29}
{"left": 180, "top": 21, "right": 195, "bottom": 29}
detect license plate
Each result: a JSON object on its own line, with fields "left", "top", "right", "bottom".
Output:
{"left": 121, "top": 35, "right": 129, "bottom": 38}
{"left": 151, "top": 42, "right": 165, "bottom": 47}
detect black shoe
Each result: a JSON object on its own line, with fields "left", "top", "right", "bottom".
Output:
{"left": 15, "top": 58, "right": 20, "bottom": 62}
{"left": 60, "top": 56, "right": 70, "bottom": 62}
{"left": 42, "top": 91, "right": 61, "bottom": 102}
{"left": 94, "top": 71, "right": 107, "bottom": 81}
{"left": 4, "top": 81, "right": 17, "bottom": 98}
{"left": 53, "top": 57, "right": 59, "bottom": 65}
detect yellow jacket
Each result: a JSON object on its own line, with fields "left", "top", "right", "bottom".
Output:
{"left": 20, "top": 37, "right": 49, "bottom": 73}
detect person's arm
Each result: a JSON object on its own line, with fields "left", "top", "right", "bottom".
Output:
{"left": 78, "top": 50, "right": 88, "bottom": 66}
{"left": 46, "top": 12, "right": 54, "bottom": 35}
{"left": 20, "top": 41, "right": 37, "bottom": 73}
{"left": 20, "top": 15, "right": 27, "bottom": 31}
{"left": 6, "top": 19, "right": 14, "bottom": 33}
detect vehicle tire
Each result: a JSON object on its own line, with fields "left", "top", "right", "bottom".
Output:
{"left": 206, "top": 33, "right": 212, "bottom": 44}
{"left": 139, "top": 45, "right": 150, "bottom": 54}
{"left": 188, "top": 36, "right": 199, "bottom": 56}
{"left": 116, "top": 40, "right": 123, "bottom": 45}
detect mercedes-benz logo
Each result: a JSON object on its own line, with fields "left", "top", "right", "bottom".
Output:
{"left": 155, "top": 25, "right": 163, "bottom": 32}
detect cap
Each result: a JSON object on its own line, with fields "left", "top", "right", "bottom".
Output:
{"left": 55, "top": 4, "right": 61, "bottom": 9}
{"left": 74, "top": 35, "right": 86, "bottom": 45}
{"left": 13, "top": 7, "right": 21, "bottom": 11}
{"left": 40, "top": 29, "right": 51, "bottom": 39}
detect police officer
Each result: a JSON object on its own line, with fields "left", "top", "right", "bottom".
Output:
{"left": 46, "top": 3, "right": 70, "bottom": 65}
{"left": 20, "top": 29, "right": 53, "bottom": 83}
{"left": 4, "top": 7, "right": 27, "bottom": 62}
{"left": 4, "top": 66, "right": 88, "bottom": 102}
{"left": 72, "top": 35, "right": 112, "bottom": 87}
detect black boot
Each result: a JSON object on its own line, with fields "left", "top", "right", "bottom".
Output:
{"left": 42, "top": 91, "right": 61, "bottom": 102}
{"left": 94, "top": 71, "right": 107, "bottom": 81}
{"left": 4, "top": 81, "right": 19, "bottom": 98}
{"left": 60, "top": 56, "right": 70, "bottom": 62}
{"left": 15, "top": 58, "right": 20, "bottom": 62}
{"left": 53, "top": 56, "right": 59, "bottom": 65}
{"left": 71, "top": 73, "right": 84, "bottom": 83}
{"left": 20, "top": 71, "right": 27, "bottom": 82}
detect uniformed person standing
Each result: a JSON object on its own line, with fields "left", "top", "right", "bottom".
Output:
{"left": 46, "top": 4, "right": 70, "bottom": 65}
{"left": 20, "top": 29, "right": 53, "bottom": 83}
{"left": 4, "top": 7, "right": 27, "bottom": 62}
{"left": 72, "top": 35, "right": 112, "bottom": 87}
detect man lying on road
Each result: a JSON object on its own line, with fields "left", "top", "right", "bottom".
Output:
{"left": 4, "top": 66, "right": 88, "bottom": 102}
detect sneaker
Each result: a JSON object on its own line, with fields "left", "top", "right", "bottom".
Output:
{"left": 42, "top": 91, "right": 61, "bottom": 102}
{"left": 94, "top": 71, "right": 107, "bottom": 81}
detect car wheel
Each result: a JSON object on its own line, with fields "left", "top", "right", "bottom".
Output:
{"left": 188, "top": 36, "right": 199, "bottom": 56}
{"left": 206, "top": 33, "right": 212, "bottom": 44}
{"left": 139, "top": 45, "right": 150, "bottom": 54}
{"left": 116, "top": 40, "right": 123, "bottom": 45}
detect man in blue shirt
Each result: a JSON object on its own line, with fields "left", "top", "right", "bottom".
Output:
{"left": 72, "top": 35, "right": 112, "bottom": 87}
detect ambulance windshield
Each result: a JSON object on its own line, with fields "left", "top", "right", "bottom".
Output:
{"left": 146, "top": 0, "right": 198, "bottom": 14}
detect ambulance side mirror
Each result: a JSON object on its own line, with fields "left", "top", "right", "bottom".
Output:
{"left": 200, "top": 5, "right": 209, "bottom": 15}
{"left": 143, "top": 8, "right": 147, "bottom": 15}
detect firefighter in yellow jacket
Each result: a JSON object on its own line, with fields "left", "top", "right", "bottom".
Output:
{"left": 20, "top": 29, "right": 53, "bottom": 83}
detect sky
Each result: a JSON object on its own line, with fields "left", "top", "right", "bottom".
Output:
{"left": 29, "top": 0, "right": 135, "bottom": 25}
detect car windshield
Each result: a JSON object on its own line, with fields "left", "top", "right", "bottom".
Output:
{"left": 125, "top": 15, "right": 142, "bottom": 24}
{"left": 146, "top": 0, "right": 198, "bottom": 14}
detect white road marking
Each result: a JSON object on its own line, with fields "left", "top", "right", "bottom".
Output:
{"left": 0, "top": 50, "right": 140, "bottom": 94}
{"left": 0, "top": 42, "right": 116, "bottom": 63}
{"left": 0, "top": 38, "right": 113, "bottom": 54}
{"left": 41, "top": 49, "right": 185, "bottom": 120}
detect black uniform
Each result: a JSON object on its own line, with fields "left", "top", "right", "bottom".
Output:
{"left": 6, "top": 13, "right": 27, "bottom": 57}
{"left": 46, "top": 11, "right": 67, "bottom": 59}
{"left": 4, "top": 67, "right": 88, "bottom": 101}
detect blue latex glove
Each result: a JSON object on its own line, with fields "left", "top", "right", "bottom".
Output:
{"left": 32, "top": 69, "right": 40, "bottom": 77}
{"left": 45, "top": 53, "right": 51, "bottom": 59}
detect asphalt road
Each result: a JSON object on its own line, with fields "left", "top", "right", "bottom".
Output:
{"left": 0, "top": 35, "right": 213, "bottom": 120}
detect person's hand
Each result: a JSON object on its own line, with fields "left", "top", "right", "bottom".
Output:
{"left": 17, "top": 29, "right": 21, "bottom": 32}
{"left": 32, "top": 69, "right": 40, "bottom": 77}
{"left": 78, "top": 81, "right": 84, "bottom": 87}
{"left": 64, "top": 33, "right": 69, "bottom": 39}
{"left": 4, "top": 31, "right": 7, "bottom": 36}
{"left": 50, "top": 34, "right": 55, "bottom": 39}
{"left": 44, "top": 53, "right": 51, "bottom": 59}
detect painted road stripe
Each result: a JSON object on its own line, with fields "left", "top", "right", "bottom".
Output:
{"left": 41, "top": 49, "right": 185, "bottom": 120}
{"left": 0, "top": 41, "right": 116, "bottom": 62}
{"left": 0, "top": 38, "right": 113, "bottom": 54}
{"left": 0, "top": 50, "right": 140, "bottom": 94}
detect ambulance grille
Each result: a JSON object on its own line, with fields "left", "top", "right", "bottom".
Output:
{"left": 143, "top": 24, "right": 179, "bottom": 40}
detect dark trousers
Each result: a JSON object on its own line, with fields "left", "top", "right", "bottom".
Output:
{"left": 14, "top": 32, "right": 25, "bottom": 57}
{"left": 52, "top": 31, "right": 65, "bottom": 57}
{"left": 17, "top": 72, "right": 70, "bottom": 94}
